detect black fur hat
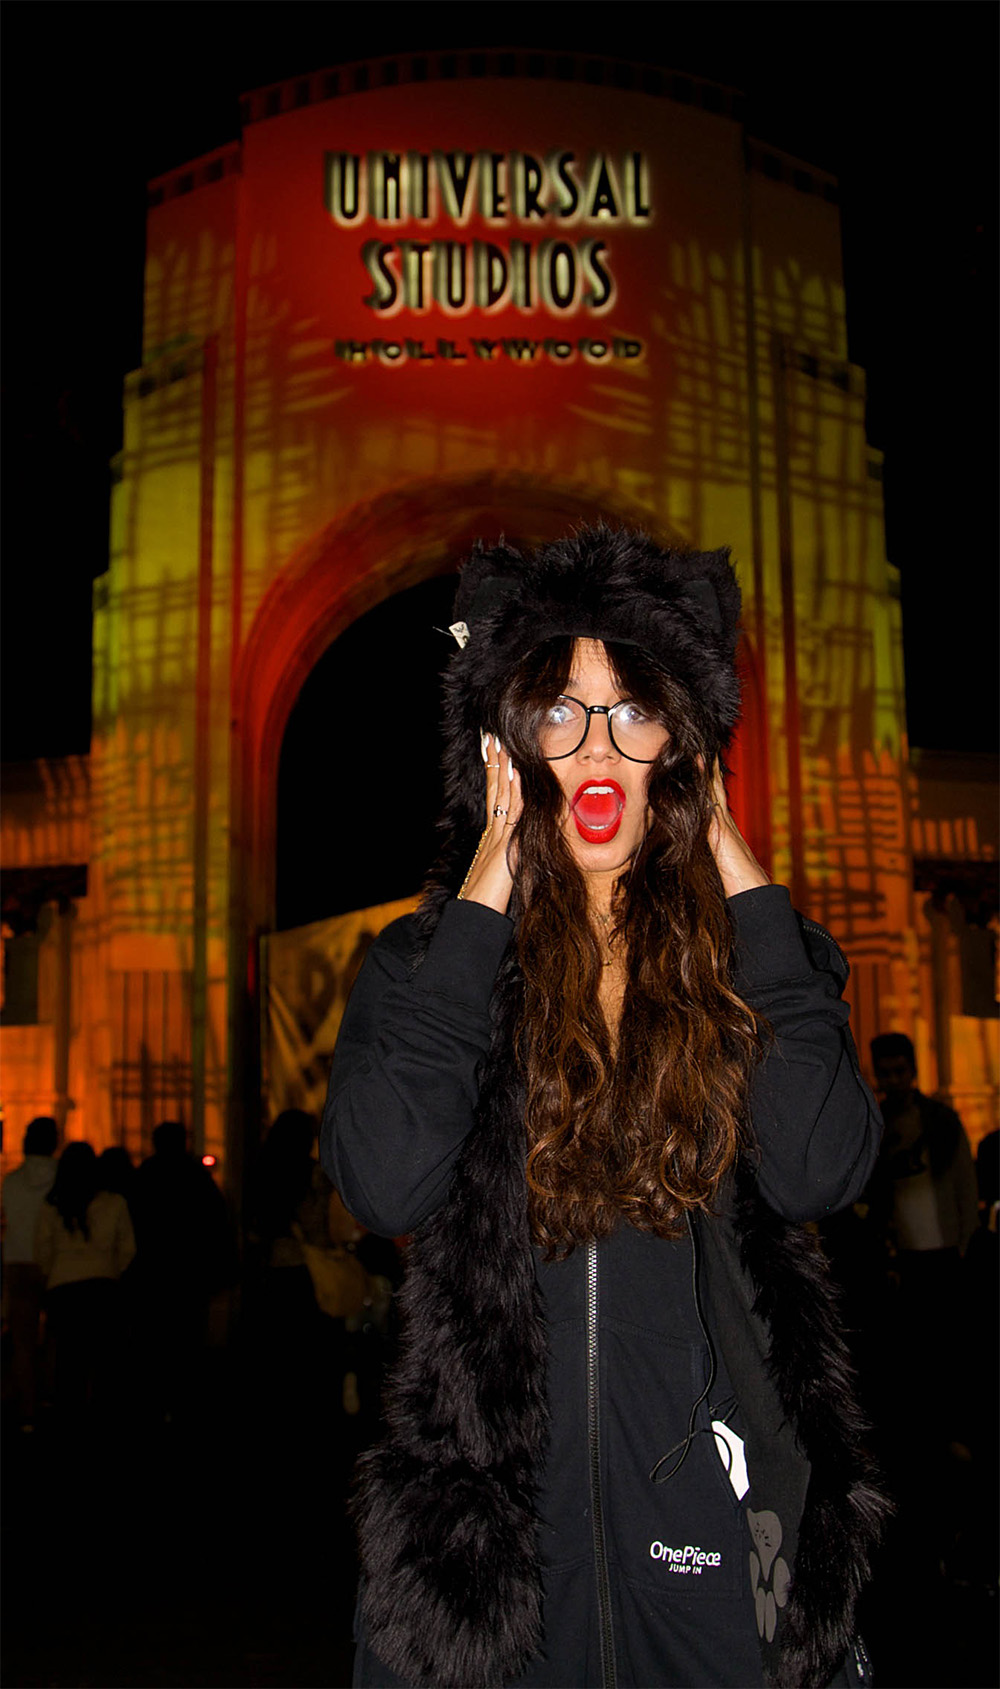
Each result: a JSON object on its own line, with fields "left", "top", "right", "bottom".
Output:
{"left": 451, "top": 519, "right": 739, "bottom": 733}
{"left": 429, "top": 524, "right": 743, "bottom": 887}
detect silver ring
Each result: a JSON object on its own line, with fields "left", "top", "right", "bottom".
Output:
{"left": 493, "top": 805, "right": 508, "bottom": 818}
{"left": 486, "top": 762, "right": 500, "bottom": 769}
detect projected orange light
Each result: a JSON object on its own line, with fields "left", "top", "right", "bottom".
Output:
{"left": 9, "top": 61, "right": 983, "bottom": 1190}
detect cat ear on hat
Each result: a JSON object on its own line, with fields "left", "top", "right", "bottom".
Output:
{"left": 468, "top": 573, "right": 520, "bottom": 622}
{"left": 673, "top": 547, "right": 741, "bottom": 650}
{"left": 453, "top": 540, "right": 524, "bottom": 625}
{"left": 446, "top": 573, "right": 520, "bottom": 650}
{"left": 679, "top": 577, "right": 723, "bottom": 634}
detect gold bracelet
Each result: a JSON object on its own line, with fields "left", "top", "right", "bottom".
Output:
{"left": 457, "top": 826, "right": 492, "bottom": 900}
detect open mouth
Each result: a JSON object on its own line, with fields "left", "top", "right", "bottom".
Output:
{"left": 571, "top": 779, "right": 626, "bottom": 843}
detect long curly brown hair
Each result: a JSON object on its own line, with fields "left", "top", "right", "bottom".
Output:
{"left": 497, "top": 637, "right": 765, "bottom": 1258}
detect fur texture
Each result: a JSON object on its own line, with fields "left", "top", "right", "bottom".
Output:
{"left": 355, "top": 945, "right": 548, "bottom": 1688}
{"left": 353, "top": 528, "right": 887, "bottom": 1687}
{"left": 732, "top": 1172, "right": 890, "bottom": 1687}
{"left": 355, "top": 925, "right": 889, "bottom": 1689}
{"left": 433, "top": 525, "right": 743, "bottom": 892}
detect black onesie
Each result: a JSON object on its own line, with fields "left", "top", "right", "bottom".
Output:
{"left": 324, "top": 887, "right": 881, "bottom": 1688}
{"left": 512, "top": 1224, "right": 763, "bottom": 1688}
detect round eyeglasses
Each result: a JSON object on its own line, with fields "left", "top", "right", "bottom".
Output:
{"left": 539, "top": 695, "right": 668, "bottom": 763}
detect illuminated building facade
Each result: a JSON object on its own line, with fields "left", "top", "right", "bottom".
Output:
{"left": 1, "top": 53, "right": 996, "bottom": 1186}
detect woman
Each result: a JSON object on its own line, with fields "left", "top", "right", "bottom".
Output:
{"left": 35, "top": 1140, "right": 136, "bottom": 1419}
{"left": 321, "top": 527, "right": 886, "bottom": 1689}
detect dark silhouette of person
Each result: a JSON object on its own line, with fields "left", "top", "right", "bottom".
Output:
{"left": 130, "top": 1121, "right": 231, "bottom": 1425}
{"left": 970, "top": 1130, "right": 999, "bottom": 1415}
{"left": 96, "top": 1145, "right": 137, "bottom": 1210}
{"left": 246, "top": 1109, "right": 341, "bottom": 1425}
{"left": 95, "top": 1145, "right": 140, "bottom": 1389}
{"left": 329, "top": 1185, "right": 401, "bottom": 1437}
{"left": 948, "top": 1128, "right": 1000, "bottom": 1589}
{"left": 249, "top": 1109, "right": 325, "bottom": 1272}
{"left": 246, "top": 1110, "right": 402, "bottom": 1451}
{"left": 974, "top": 1127, "right": 998, "bottom": 1231}
{"left": 34, "top": 1140, "right": 135, "bottom": 1426}
{"left": 863, "top": 1033, "right": 980, "bottom": 1559}
{"left": 2, "top": 1116, "right": 59, "bottom": 1430}
{"left": 868, "top": 1033, "right": 978, "bottom": 1269}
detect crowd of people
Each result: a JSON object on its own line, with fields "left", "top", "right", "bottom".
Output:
{"left": 2, "top": 1117, "right": 232, "bottom": 1434}
{"left": 1, "top": 1109, "right": 399, "bottom": 1446}
{"left": 0, "top": 1058, "right": 994, "bottom": 1650}
{"left": 243, "top": 1106, "right": 400, "bottom": 1435}
{"left": 1, "top": 1073, "right": 993, "bottom": 1471}
{"left": 822, "top": 1035, "right": 997, "bottom": 1603}
{"left": 4, "top": 528, "right": 995, "bottom": 1689}
{"left": 309, "top": 525, "right": 996, "bottom": 1689}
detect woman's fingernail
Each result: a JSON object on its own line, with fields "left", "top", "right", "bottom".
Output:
{"left": 508, "top": 757, "right": 514, "bottom": 780}
{"left": 481, "top": 731, "right": 490, "bottom": 762}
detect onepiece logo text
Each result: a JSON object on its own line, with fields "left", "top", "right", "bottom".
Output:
{"left": 649, "top": 1542, "right": 722, "bottom": 1576}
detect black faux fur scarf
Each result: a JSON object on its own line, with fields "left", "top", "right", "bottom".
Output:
{"left": 355, "top": 940, "right": 546, "bottom": 1688}
{"left": 702, "top": 1171, "right": 891, "bottom": 1688}
{"left": 353, "top": 910, "right": 889, "bottom": 1689}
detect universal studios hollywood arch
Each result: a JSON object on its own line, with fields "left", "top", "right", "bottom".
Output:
{"left": 234, "top": 474, "right": 743, "bottom": 1155}
{"left": 97, "top": 50, "right": 902, "bottom": 1197}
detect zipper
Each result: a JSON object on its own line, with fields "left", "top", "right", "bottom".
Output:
{"left": 852, "top": 1634, "right": 873, "bottom": 1684}
{"left": 586, "top": 1240, "right": 617, "bottom": 1689}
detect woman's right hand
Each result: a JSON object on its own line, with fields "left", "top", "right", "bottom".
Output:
{"left": 457, "top": 733, "right": 523, "bottom": 915}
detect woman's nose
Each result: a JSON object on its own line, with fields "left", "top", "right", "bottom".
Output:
{"left": 580, "top": 711, "right": 618, "bottom": 758}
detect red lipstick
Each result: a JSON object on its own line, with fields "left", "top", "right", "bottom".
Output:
{"left": 571, "top": 778, "right": 626, "bottom": 843}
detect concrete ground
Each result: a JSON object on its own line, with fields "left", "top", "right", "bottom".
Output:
{"left": 2, "top": 1340, "right": 359, "bottom": 1689}
{"left": 3, "top": 1334, "right": 996, "bottom": 1688}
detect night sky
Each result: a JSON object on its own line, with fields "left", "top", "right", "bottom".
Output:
{"left": 2, "top": 2, "right": 996, "bottom": 762}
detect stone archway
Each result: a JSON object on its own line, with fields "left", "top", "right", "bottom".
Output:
{"left": 225, "top": 471, "right": 684, "bottom": 1185}
{"left": 226, "top": 471, "right": 766, "bottom": 1186}
{"left": 232, "top": 470, "right": 687, "bottom": 942}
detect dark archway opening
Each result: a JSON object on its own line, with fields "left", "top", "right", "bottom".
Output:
{"left": 276, "top": 573, "right": 459, "bottom": 930}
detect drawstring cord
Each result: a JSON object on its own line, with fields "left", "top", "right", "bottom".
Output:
{"left": 648, "top": 1397, "right": 738, "bottom": 1484}
{"left": 649, "top": 1213, "right": 727, "bottom": 1486}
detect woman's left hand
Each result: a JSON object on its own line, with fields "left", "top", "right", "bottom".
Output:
{"left": 707, "top": 759, "right": 771, "bottom": 897}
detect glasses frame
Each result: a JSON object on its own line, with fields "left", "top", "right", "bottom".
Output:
{"left": 541, "top": 694, "right": 664, "bottom": 764}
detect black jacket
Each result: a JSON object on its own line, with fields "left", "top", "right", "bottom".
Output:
{"left": 322, "top": 886, "right": 887, "bottom": 1689}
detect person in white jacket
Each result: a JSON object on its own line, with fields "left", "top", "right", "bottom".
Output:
{"left": 35, "top": 1140, "right": 136, "bottom": 1420}
{"left": 2, "top": 1117, "right": 58, "bottom": 1429}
